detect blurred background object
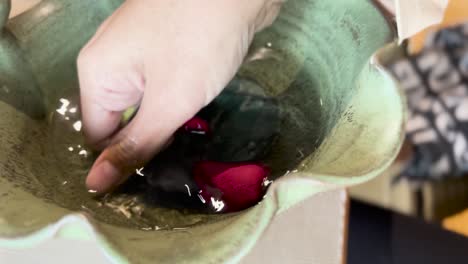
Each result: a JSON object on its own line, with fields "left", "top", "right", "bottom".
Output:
{"left": 351, "top": 0, "right": 468, "bottom": 238}
{"left": 348, "top": 200, "right": 468, "bottom": 264}
{"left": 409, "top": 0, "right": 468, "bottom": 54}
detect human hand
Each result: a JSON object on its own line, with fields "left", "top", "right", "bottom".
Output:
{"left": 77, "top": 0, "right": 283, "bottom": 194}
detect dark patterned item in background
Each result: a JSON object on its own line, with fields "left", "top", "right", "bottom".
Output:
{"left": 389, "top": 22, "right": 468, "bottom": 181}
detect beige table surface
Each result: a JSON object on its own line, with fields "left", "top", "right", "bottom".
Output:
{"left": 0, "top": 1, "right": 348, "bottom": 263}
{"left": 0, "top": 189, "right": 348, "bottom": 264}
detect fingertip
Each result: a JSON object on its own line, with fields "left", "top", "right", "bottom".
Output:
{"left": 86, "top": 160, "right": 122, "bottom": 194}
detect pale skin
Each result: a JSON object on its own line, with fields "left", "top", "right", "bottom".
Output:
{"left": 78, "top": 0, "right": 284, "bottom": 194}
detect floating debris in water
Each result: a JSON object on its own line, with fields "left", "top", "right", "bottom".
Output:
{"left": 56, "top": 98, "right": 70, "bottom": 115}
{"left": 72, "top": 121, "right": 82, "bottom": 132}
{"left": 197, "top": 194, "right": 206, "bottom": 204}
{"left": 100, "top": 195, "right": 146, "bottom": 220}
{"left": 210, "top": 197, "right": 225, "bottom": 212}
{"left": 136, "top": 167, "right": 145, "bottom": 177}
{"left": 298, "top": 149, "right": 304, "bottom": 159}
{"left": 173, "top": 227, "right": 188, "bottom": 230}
{"left": 130, "top": 204, "right": 144, "bottom": 217}
{"left": 263, "top": 179, "right": 273, "bottom": 187}
{"left": 184, "top": 184, "right": 191, "bottom": 197}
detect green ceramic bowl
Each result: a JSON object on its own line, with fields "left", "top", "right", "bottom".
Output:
{"left": 0, "top": 0, "right": 404, "bottom": 263}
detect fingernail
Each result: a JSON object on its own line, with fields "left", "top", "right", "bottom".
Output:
{"left": 86, "top": 160, "right": 121, "bottom": 194}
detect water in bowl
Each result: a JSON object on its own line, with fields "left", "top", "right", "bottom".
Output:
{"left": 1, "top": 41, "right": 326, "bottom": 231}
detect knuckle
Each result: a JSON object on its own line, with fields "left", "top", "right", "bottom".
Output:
{"left": 77, "top": 48, "right": 93, "bottom": 70}
{"left": 77, "top": 43, "right": 102, "bottom": 75}
{"left": 107, "top": 136, "right": 141, "bottom": 169}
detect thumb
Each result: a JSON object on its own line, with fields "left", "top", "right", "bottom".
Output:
{"left": 85, "top": 76, "right": 208, "bottom": 194}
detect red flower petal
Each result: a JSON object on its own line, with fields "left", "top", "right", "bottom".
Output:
{"left": 193, "top": 161, "right": 270, "bottom": 212}
{"left": 182, "top": 117, "right": 210, "bottom": 135}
